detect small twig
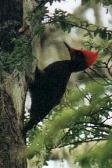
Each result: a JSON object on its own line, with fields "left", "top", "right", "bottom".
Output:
{"left": 89, "top": 67, "right": 111, "bottom": 85}
{"left": 102, "top": 116, "right": 112, "bottom": 124}
{"left": 84, "top": 70, "right": 105, "bottom": 85}
{"left": 102, "top": 56, "right": 112, "bottom": 77}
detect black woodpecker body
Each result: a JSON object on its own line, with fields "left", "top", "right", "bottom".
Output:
{"left": 24, "top": 42, "right": 98, "bottom": 132}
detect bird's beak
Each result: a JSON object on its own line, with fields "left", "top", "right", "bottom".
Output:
{"left": 64, "top": 42, "right": 78, "bottom": 61}
{"left": 64, "top": 42, "right": 72, "bottom": 52}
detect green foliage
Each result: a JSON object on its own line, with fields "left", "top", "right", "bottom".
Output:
{"left": 83, "top": 38, "right": 112, "bottom": 53}
{"left": 31, "top": 4, "right": 112, "bottom": 40}
{"left": 0, "top": 36, "right": 33, "bottom": 73}
{"left": 27, "top": 80, "right": 112, "bottom": 165}
{"left": 76, "top": 137, "right": 112, "bottom": 168}
{"left": 31, "top": 8, "right": 72, "bottom": 36}
{"left": 93, "top": 28, "right": 112, "bottom": 40}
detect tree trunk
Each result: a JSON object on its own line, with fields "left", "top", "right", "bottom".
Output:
{"left": 0, "top": 0, "right": 23, "bottom": 52}
{"left": 0, "top": 0, "right": 27, "bottom": 167}
{"left": 0, "top": 0, "right": 23, "bottom": 24}
{"left": 0, "top": 74, "right": 27, "bottom": 168}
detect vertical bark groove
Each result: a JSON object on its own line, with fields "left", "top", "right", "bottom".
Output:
{"left": 0, "top": 90, "right": 27, "bottom": 168}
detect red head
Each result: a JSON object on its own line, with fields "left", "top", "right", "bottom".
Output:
{"left": 64, "top": 42, "right": 98, "bottom": 71}
{"left": 81, "top": 49, "right": 98, "bottom": 68}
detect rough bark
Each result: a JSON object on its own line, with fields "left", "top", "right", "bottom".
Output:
{"left": 0, "top": 0, "right": 23, "bottom": 24}
{"left": 0, "top": 75, "right": 27, "bottom": 168}
{"left": 0, "top": 0, "right": 23, "bottom": 52}
{"left": 0, "top": 0, "right": 27, "bottom": 167}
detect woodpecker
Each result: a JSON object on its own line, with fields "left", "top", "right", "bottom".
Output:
{"left": 24, "top": 42, "right": 98, "bottom": 133}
